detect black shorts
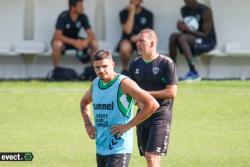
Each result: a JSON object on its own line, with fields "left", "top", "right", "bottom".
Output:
{"left": 136, "top": 108, "right": 172, "bottom": 156}
{"left": 96, "top": 153, "right": 131, "bottom": 167}
{"left": 178, "top": 37, "right": 216, "bottom": 56}
{"left": 192, "top": 38, "right": 216, "bottom": 56}
{"left": 116, "top": 39, "right": 137, "bottom": 53}
{"left": 51, "top": 37, "right": 90, "bottom": 64}
{"left": 63, "top": 44, "right": 90, "bottom": 63}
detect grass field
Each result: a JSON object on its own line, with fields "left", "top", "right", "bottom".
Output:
{"left": 0, "top": 81, "right": 250, "bottom": 167}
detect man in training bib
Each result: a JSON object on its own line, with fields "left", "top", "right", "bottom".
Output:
{"left": 80, "top": 50, "right": 159, "bottom": 167}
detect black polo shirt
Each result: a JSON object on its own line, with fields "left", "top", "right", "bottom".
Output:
{"left": 120, "top": 7, "right": 153, "bottom": 40}
{"left": 55, "top": 10, "right": 91, "bottom": 39}
{"left": 181, "top": 3, "right": 217, "bottom": 43}
{"left": 129, "top": 55, "right": 178, "bottom": 118}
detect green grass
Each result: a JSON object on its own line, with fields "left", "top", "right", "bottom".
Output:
{"left": 0, "top": 81, "right": 250, "bottom": 167}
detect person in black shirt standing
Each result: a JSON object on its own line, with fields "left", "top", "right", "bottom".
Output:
{"left": 52, "top": 0, "right": 98, "bottom": 80}
{"left": 129, "top": 29, "right": 178, "bottom": 167}
{"left": 169, "top": 0, "right": 217, "bottom": 81}
{"left": 118, "top": 0, "right": 153, "bottom": 76}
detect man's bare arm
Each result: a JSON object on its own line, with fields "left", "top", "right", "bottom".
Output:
{"left": 185, "top": 10, "right": 213, "bottom": 38}
{"left": 148, "top": 85, "right": 177, "bottom": 99}
{"left": 122, "top": 5, "right": 136, "bottom": 34}
{"left": 111, "top": 78, "right": 159, "bottom": 135}
{"left": 54, "top": 30, "right": 77, "bottom": 46}
{"left": 54, "top": 28, "right": 96, "bottom": 50}
{"left": 80, "top": 85, "right": 95, "bottom": 139}
{"left": 85, "top": 28, "right": 96, "bottom": 44}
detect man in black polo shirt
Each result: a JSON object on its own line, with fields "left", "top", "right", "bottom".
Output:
{"left": 129, "top": 29, "right": 178, "bottom": 167}
{"left": 169, "top": 0, "right": 217, "bottom": 81}
{"left": 52, "top": 0, "right": 98, "bottom": 80}
{"left": 118, "top": 0, "right": 153, "bottom": 76}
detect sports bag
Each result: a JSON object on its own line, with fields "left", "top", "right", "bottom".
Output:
{"left": 47, "top": 67, "right": 78, "bottom": 81}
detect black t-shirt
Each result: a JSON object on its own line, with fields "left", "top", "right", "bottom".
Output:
{"left": 181, "top": 3, "right": 217, "bottom": 43}
{"left": 129, "top": 55, "right": 178, "bottom": 118}
{"left": 119, "top": 7, "right": 153, "bottom": 40}
{"left": 55, "top": 10, "right": 91, "bottom": 39}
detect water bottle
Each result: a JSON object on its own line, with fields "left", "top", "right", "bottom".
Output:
{"left": 77, "top": 50, "right": 84, "bottom": 58}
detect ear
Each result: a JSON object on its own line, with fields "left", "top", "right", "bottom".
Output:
{"left": 111, "top": 61, "right": 115, "bottom": 68}
{"left": 150, "top": 41, "right": 154, "bottom": 48}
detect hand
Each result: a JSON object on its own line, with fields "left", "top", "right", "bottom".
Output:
{"left": 128, "top": 4, "right": 136, "bottom": 13}
{"left": 74, "top": 39, "right": 88, "bottom": 50}
{"left": 111, "top": 124, "right": 130, "bottom": 136}
{"left": 177, "top": 20, "right": 189, "bottom": 32}
{"left": 130, "top": 35, "right": 138, "bottom": 43}
{"left": 85, "top": 124, "right": 96, "bottom": 139}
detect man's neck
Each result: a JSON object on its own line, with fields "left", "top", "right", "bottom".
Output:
{"left": 135, "top": 6, "right": 142, "bottom": 14}
{"left": 69, "top": 10, "right": 78, "bottom": 22}
{"left": 142, "top": 51, "right": 159, "bottom": 62}
{"left": 190, "top": 3, "right": 198, "bottom": 11}
{"left": 102, "top": 72, "right": 117, "bottom": 83}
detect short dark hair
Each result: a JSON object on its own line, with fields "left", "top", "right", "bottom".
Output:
{"left": 94, "top": 50, "right": 113, "bottom": 61}
{"left": 69, "top": 0, "right": 83, "bottom": 8}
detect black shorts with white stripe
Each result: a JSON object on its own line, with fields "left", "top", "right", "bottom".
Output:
{"left": 136, "top": 107, "right": 172, "bottom": 156}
